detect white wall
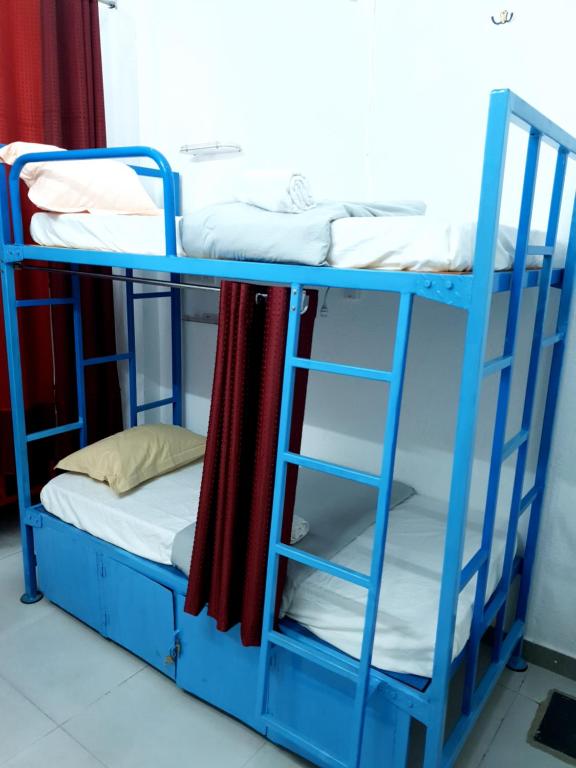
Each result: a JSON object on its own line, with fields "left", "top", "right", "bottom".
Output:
{"left": 99, "top": 0, "right": 576, "bottom": 659}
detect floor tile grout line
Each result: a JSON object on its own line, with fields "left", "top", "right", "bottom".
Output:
{"left": 63, "top": 727, "right": 111, "bottom": 767}
{"left": 237, "top": 740, "right": 269, "bottom": 768}
{"left": 473, "top": 689, "right": 520, "bottom": 768}
{"left": 0, "top": 672, "right": 61, "bottom": 729}
{"left": 59, "top": 664, "right": 149, "bottom": 729}
{"left": 0, "top": 723, "right": 61, "bottom": 768}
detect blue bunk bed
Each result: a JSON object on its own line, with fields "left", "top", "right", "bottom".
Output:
{"left": 1, "top": 89, "right": 575, "bottom": 768}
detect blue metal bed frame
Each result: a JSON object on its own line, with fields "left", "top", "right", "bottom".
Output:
{"left": 1, "top": 90, "right": 575, "bottom": 768}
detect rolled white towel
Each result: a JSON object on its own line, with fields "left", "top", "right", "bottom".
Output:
{"left": 232, "top": 169, "right": 315, "bottom": 213}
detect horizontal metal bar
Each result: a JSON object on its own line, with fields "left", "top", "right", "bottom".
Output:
{"left": 460, "top": 549, "right": 488, "bottom": 591}
{"left": 501, "top": 428, "right": 530, "bottom": 462}
{"left": 15, "top": 297, "right": 74, "bottom": 308}
{"left": 483, "top": 354, "right": 513, "bottom": 377}
{"left": 291, "top": 356, "right": 392, "bottom": 382}
{"left": 520, "top": 485, "right": 541, "bottom": 514}
{"left": 526, "top": 245, "right": 554, "bottom": 256}
{"left": 135, "top": 397, "right": 175, "bottom": 413}
{"left": 82, "top": 353, "right": 131, "bottom": 367}
{"left": 12, "top": 245, "right": 565, "bottom": 299}
{"left": 275, "top": 543, "right": 370, "bottom": 588}
{"left": 17, "top": 264, "right": 220, "bottom": 293}
{"left": 267, "top": 629, "right": 359, "bottom": 681}
{"left": 261, "top": 716, "right": 346, "bottom": 768}
{"left": 541, "top": 331, "right": 565, "bottom": 348}
{"left": 284, "top": 451, "right": 381, "bottom": 487}
{"left": 132, "top": 291, "right": 173, "bottom": 300}
{"left": 26, "top": 420, "right": 84, "bottom": 443}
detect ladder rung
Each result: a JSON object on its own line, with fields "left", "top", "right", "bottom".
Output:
{"left": 135, "top": 397, "right": 175, "bottom": 413}
{"left": 262, "top": 716, "right": 347, "bottom": 768}
{"left": 292, "top": 356, "right": 392, "bottom": 383}
{"left": 526, "top": 245, "right": 554, "bottom": 256}
{"left": 520, "top": 485, "right": 541, "bottom": 514}
{"left": 267, "top": 629, "right": 359, "bottom": 681}
{"left": 483, "top": 355, "right": 513, "bottom": 377}
{"left": 460, "top": 549, "right": 488, "bottom": 591}
{"left": 275, "top": 543, "right": 370, "bottom": 588}
{"left": 26, "top": 420, "right": 84, "bottom": 443}
{"left": 16, "top": 297, "right": 74, "bottom": 308}
{"left": 83, "top": 353, "right": 131, "bottom": 367}
{"left": 501, "top": 428, "right": 529, "bottom": 462}
{"left": 133, "top": 291, "right": 173, "bottom": 300}
{"left": 284, "top": 452, "right": 380, "bottom": 487}
{"left": 541, "top": 331, "right": 565, "bottom": 348}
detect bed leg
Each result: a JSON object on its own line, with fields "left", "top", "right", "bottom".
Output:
{"left": 20, "top": 591, "right": 43, "bottom": 605}
{"left": 19, "top": 525, "right": 43, "bottom": 604}
{"left": 507, "top": 640, "right": 528, "bottom": 673}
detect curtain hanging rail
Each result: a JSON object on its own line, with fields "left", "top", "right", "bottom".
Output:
{"left": 14, "top": 264, "right": 310, "bottom": 312}
{"left": 98, "top": 0, "right": 117, "bottom": 9}
{"left": 16, "top": 264, "right": 220, "bottom": 293}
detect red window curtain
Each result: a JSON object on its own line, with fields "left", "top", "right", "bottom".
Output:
{"left": 185, "top": 282, "right": 317, "bottom": 646}
{"left": 0, "top": 0, "right": 122, "bottom": 504}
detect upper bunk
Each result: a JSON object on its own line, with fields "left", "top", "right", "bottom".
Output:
{"left": 1, "top": 88, "right": 575, "bottom": 312}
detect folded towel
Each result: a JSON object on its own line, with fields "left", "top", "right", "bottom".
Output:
{"left": 231, "top": 169, "right": 315, "bottom": 213}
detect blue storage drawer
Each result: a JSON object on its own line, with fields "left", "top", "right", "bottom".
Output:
{"left": 103, "top": 558, "right": 177, "bottom": 680}
{"left": 35, "top": 514, "right": 103, "bottom": 632}
{"left": 35, "top": 513, "right": 178, "bottom": 680}
{"left": 175, "top": 595, "right": 265, "bottom": 734}
{"left": 268, "top": 646, "right": 409, "bottom": 768}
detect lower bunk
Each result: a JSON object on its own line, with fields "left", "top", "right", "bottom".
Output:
{"left": 28, "top": 470, "right": 525, "bottom": 768}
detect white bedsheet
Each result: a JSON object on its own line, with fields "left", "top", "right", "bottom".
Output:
{"left": 30, "top": 212, "right": 185, "bottom": 256}
{"left": 30, "top": 210, "right": 544, "bottom": 273}
{"left": 286, "top": 494, "right": 511, "bottom": 678}
{"left": 40, "top": 463, "right": 203, "bottom": 564}
{"left": 329, "top": 217, "right": 544, "bottom": 272}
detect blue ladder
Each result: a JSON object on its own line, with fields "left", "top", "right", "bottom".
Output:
{"left": 124, "top": 269, "right": 182, "bottom": 427}
{"left": 0, "top": 263, "right": 182, "bottom": 603}
{"left": 257, "top": 285, "right": 413, "bottom": 768}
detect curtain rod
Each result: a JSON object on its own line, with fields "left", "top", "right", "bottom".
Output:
{"left": 98, "top": 0, "right": 117, "bottom": 9}
{"left": 16, "top": 264, "right": 219, "bottom": 293}
{"left": 15, "top": 264, "right": 310, "bottom": 313}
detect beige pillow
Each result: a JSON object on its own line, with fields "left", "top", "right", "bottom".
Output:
{"left": 0, "top": 141, "right": 160, "bottom": 215}
{"left": 56, "top": 424, "right": 206, "bottom": 494}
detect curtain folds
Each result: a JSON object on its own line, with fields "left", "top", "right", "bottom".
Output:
{"left": 0, "top": 0, "right": 122, "bottom": 504}
{"left": 185, "top": 282, "right": 317, "bottom": 646}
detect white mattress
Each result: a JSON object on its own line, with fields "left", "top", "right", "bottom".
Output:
{"left": 30, "top": 211, "right": 544, "bottom": 272}
{"left": 40, "top": 463, "right": 203, "bottom": 564}
{"left": 329, "top": 217, "right": 544, "bottom": 272}
{"left": 30, "top": 212, "right": 185, "bottom": 256}
{"left": 286, "top": 494, "right": 511, "bottom": 678}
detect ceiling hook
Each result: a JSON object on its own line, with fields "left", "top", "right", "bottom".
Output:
{"left": 492, "top": 10, "right": 514, "bottom": 25}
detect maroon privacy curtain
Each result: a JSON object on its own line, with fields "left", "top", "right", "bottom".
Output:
{"left": 185, "top": 282, "right": 317, "bottom": 646}
{"left": 0, "top": 0, "right": 122, "bottom": 504}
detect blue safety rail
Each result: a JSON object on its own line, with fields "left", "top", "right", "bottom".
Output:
{"left": 1, "top": 92, "right": 576, "bottom": 768}
{"left": 0, "top": 149, "right": 183, "bottom": 601}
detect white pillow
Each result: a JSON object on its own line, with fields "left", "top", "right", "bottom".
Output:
{"left": 291, "top": 514, "right": 310, "bottom": 545}
{"left": 0, "top": 141, "right": 160, "bottom": 216}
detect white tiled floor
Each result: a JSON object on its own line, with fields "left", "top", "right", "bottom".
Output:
{"left": 1, "top": 514, "right": 573, "bottom": 768}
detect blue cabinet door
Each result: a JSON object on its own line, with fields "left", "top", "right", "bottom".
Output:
{"left": 103, "top": 559, "right": 177, "bottom": 680}
{"left": 35, "top": 518, "right": 103, "bottom": 632}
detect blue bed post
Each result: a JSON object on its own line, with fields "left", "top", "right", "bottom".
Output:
{"left": 422, "top": 90, "right": 512, "bottom": 768}
{"left": 0, "top": 171, "right": 42, "bottom": 603}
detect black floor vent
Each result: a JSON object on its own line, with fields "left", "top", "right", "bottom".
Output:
{"left": 528, "top": 689, "right": 576, "bottom": 765}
